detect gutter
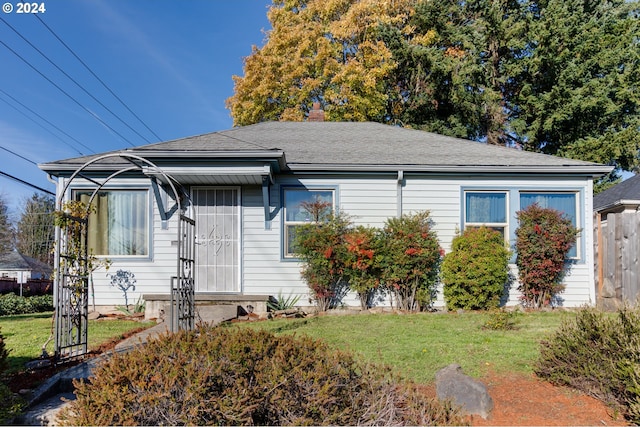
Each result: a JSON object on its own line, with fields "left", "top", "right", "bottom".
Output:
{"left": 287, "top": 164, "right": 614, "bottom": 176}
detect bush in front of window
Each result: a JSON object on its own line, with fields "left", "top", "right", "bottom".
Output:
{"left": 377, "top": 211, "right": 442, "bottom": 311}
{"left": 441, "top": 227, "right": 511, "bottom": 311}
{"left": 515, "top": 203, "right": 578, "bottom": 308}
{"left": 343, "top": 225, "right": 384, "bottom": 310}
{"left": 294, "top": 211, "right": 351, "bottom": 311}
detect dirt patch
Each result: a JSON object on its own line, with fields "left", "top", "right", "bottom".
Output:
{"left": 468, "top": 372, "right": 629, "bottom": 426}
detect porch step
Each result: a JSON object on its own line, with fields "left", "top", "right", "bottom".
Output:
{"left": 142, "top": 293, "right": 271, "bottom": 322}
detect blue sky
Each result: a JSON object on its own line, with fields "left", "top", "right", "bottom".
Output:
{"left": 0, "top": 0, "right": 272, "bottom": 216}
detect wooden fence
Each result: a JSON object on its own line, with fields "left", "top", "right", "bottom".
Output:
{"left": 594, "top": 211, "right": 640, "bottom": 309}
{"left": 0, "top": 278, "right": 53, "bottom": 296}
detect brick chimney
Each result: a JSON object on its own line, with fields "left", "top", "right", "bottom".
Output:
{"left": 308, "top": 102, "right": 325, "bottom": 122}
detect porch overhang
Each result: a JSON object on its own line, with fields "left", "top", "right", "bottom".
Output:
{"left": 142, "top": 163, "right": 276, "bottom": 229}
{"left": 141, "top": 163, "right": 275, "bottom": 186}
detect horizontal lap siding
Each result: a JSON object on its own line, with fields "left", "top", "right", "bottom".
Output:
{"left": 402, "top": 176, "right": 595, "bottom": 308}
{"left": 242, "top": 177, "right": 397, "bottom": 299}
{"left": 91, "top": 175, "right": 595, "bottom": 308}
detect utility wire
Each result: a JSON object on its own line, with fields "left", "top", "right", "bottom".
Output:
{"left": 0, "top": 89, "right": 91, "bottom": 155}
{"left": 34, "top": 14, "right": 163, "bottom": 142}
{"left": 0, "top": 39, "right": 137, "bottom": 147}
{"left": 0, "top": 145, "right": 38, "bottom": 165}
{"left": 0, "top": 170, "right": 55, "bottom": 195}
{"left": 0, "top": 15, "right": 150, "bottom": 145}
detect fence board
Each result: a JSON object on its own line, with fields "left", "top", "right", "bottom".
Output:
{"left": 595, "top": 212, "right": 640, "bottom": 308}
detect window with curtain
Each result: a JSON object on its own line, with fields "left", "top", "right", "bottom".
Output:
{"left": 283, "top": 188, "right": 334, "bottom": 258}
{"left": 520, "top": 192, "right": 578, "bottom": 258}
{"left": 76, "top": 190, "right": 149, "bottom": 256}
{"left": 464, "top": 191, "right": 508, "bottom": 239}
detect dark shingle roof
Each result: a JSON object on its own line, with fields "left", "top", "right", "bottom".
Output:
{"left": 40, "top": 121, "right": 610, "bottom": 174}
{"left": 593, "top": 174, "right": 640, "bottom": 211}
{"left": 0, "top": 251, "right": 52, "bottom": 274}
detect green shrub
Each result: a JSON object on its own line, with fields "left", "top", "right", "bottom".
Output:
{"left": 0, "top": 382, "right": 25, "bottom": 425}
{"left": 0, "top": 327, "right": 8, "bottom": 375}
{"left": 343, "top": 225, "right": 384, "bottom": 309}
{"left": 377, "top": 211, "right": 442, "bottom": 311}
{"left": 0, "top": 293, "right": 53, "bottom": 316}
{"left": 59, "top": 325, "right": 464, "bottom": 426}
{"left": 536, "top": 306, "right": 640, "bottom": 423}
{"left": 441, "top": 227, "right": 511, "bottom": 310}
{"left": 483, "top": 308, "right": 520, "bottom": 331}
{"left": 294, "top": 207, "right": 351, "bottom": 311}
{"left": 515, "top": 204, "right": 578, "bottom": 308}
{"left": 0, "top": 327, "right": 23, "bottom": 424}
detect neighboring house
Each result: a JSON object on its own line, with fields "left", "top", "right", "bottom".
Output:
{"left": 0, "top": 250, "right": 52, "bottom": 282}
{"left": 0, "top": 250, "right": 53, "bottom": 295}
{"left": 39, "top": 117, "right": 611, "bottom": 315}
{"left": 593, "top": 174, "right": 640, "bottom": 308}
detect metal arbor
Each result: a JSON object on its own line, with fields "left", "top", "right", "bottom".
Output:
{"left": 53, "top": 153, "right": 195, "bottom": 362}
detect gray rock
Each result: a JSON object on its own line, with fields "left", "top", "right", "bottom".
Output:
{"left": 25, "top": 358, "right": 52, "bottom": 371}
{"left": 435, "top": 363, "right": 494, "bottom": 419}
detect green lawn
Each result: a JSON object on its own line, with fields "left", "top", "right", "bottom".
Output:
{"left": 0, "top": 312, "right": 154, "bottom": 374}
{"left": 234, "top": 310, "right": 574, "bottom": 383}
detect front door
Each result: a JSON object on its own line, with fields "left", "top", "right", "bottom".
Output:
{"left": 193, "top": 188, "right": 240, "bottom": 292}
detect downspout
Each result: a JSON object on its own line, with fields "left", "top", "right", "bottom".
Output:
{"left": 262, "top": 165, "right": 273, "bottom": 230}
{"left": 397, "top": 170, "right": 404, "bottom": 218}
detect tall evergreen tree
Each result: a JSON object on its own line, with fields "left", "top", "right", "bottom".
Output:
{"left": 16, "top": 193, "right": 55, "bottom": 265}
{"left": 511, "top": 0, "right": 640, "bottom": 174}
{"left": 228, "top": 0, "right": 640, "bottom": 177}
{"left": 0, "top": 195, "right": 15, "bottom": 254}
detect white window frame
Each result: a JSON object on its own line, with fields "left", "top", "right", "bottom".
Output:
{"left": 283, "top": 187, "right": 336, "bottom": 258}
{"left": 463, "top": 190, "right": 509, "bottom": 241}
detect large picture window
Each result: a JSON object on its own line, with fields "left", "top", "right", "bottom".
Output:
{"left": 283, "top": 188, "right": 335, "bottom": 258}
{"left": 75, "top": 190, "right": 149, "bottom": 256}
{"left": 464, "top": 191, "right": 508, "bottom": 238}
{"left": 520, "top": 192, "right": 578, "bottom": 258}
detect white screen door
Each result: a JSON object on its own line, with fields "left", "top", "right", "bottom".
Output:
{"left": 193, "top": 188, "right": 240, "bottom": 292}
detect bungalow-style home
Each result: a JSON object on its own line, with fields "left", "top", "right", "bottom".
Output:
{"left": 593, "top": 174, "right": 640, "bottom": 308}
{"left": 39, "top": 117, "right": 611, "bottom": 317}
{"left": 0, "top": 250, "right": 53, "bottom": 295}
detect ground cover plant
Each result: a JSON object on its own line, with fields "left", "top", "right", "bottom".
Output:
{"left": 536, "top": 305, "right": 640, "bottom": 423}
{"left": 59, "top": 325, "right": 465, "bottom": 426}
{"left": 238, "top": 310, "right": 573, "bottom": 383}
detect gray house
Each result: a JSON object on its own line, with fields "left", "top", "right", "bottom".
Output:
{"left": 40, "top": 119, "right": 611, "bottom": 315}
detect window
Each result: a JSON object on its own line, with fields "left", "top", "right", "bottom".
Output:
{"left": 283, "top": 188, "right": 335, "bottom": 258}
{"left": 520, "top": 192, "right": 578, "bottom": 258}
{"left": 75, "top": 190, "right": 149, "bottom": 256}
{"left": 464, "top": 191, "right": 508, "bottom": 238}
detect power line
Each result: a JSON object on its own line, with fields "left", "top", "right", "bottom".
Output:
{"left": 34, "top": 14, "right": 163, "bottom": 142}
{"left": 0, "top": 89, "right": 91, "bottom": 155}
{"left": 0, "top": 170, "right": 55, "bottom": 195}
{"left": 0, "top": 145, "right": 38, "bottom": 165}
{"left": 0, "top": 38, "right": 137, "bottom": 147}
{"left": 0, "top": 15, "right": 155, "bottom": 145}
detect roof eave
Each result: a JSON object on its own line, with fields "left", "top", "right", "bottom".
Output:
{"left": 40, "top": 150, "right": 288, "bottom": 175}
{"left": 287, "top": 164, "right": 614, "bottom": 175}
